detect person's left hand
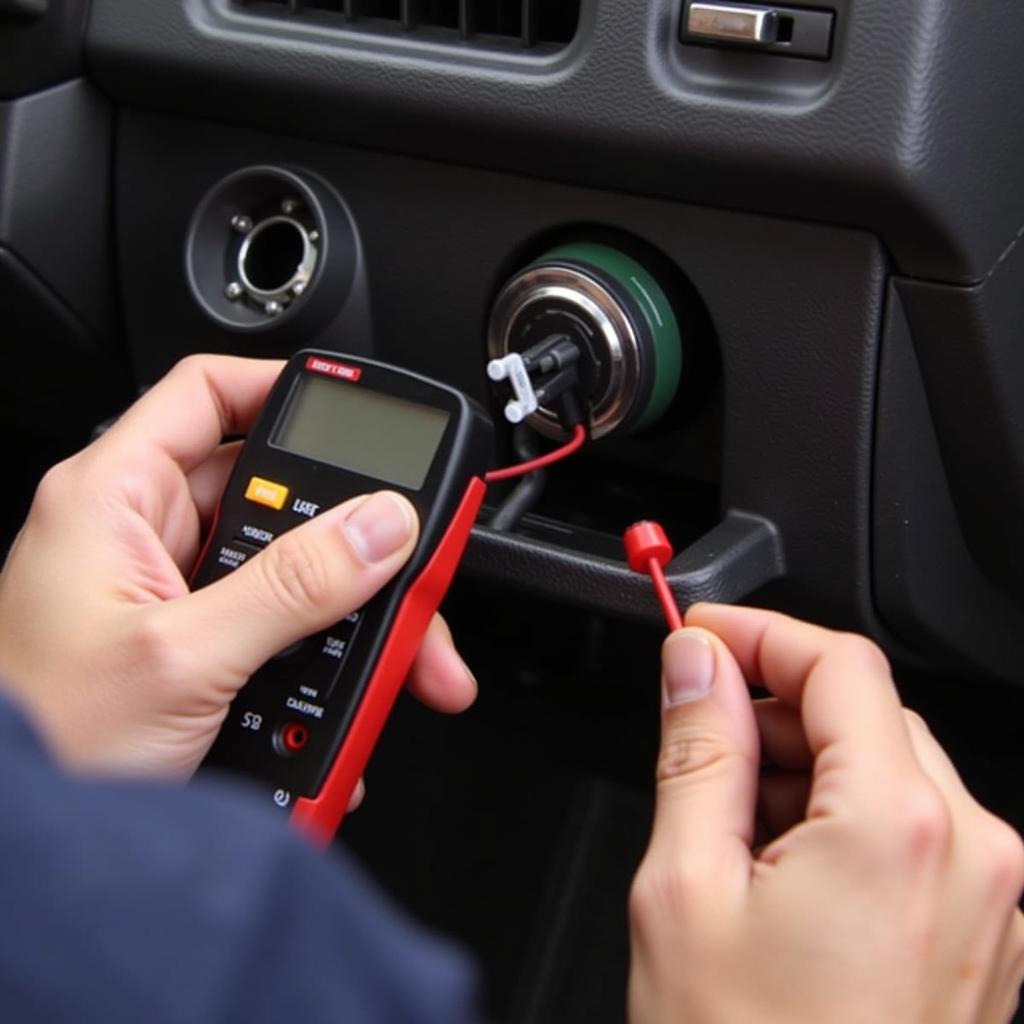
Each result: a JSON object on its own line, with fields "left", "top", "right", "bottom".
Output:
{"left": 0, "top": 355, "right": 477, "bottom": 778}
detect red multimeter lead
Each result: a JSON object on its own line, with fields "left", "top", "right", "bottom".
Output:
{"left": 624, "top": 521, "right": 683, "bottom": 631}
{"left": 483, "top": 423, "right": 587, "bottom": 483}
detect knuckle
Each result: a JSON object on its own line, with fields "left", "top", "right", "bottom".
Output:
{"left": 656, "top": 730, "right": 738, "bottom": 786}
{"left": 891, "top": 784, "right": 953, "bottom": 863}
{"left": 171, "top": 352, "right": 212, "bottom": 379}
{"left": 31, "top": 460, "right": 76, "bottom": 515}
{"left": 627, "top": 867, "right": 659, "bottom": 932}
{"left": 1012, "top": 911, "right": 1024, "bottom": 972}
{"left": 258, "top": 533, "right": 332, "bottom": 615}
{"left": 902, "top": 708, "right": 931, "bottom": 737}
{"left": 978, "top": 817, "right": 1024, "bottom": 899}
{"left": 628, "top": 862, "right": 696, "bottom": 934}
{"left": 128, "top": 611, "right": 188, "bottom": 681}
{"left": 835, "top": 632, "right": 891, "bottom": 675}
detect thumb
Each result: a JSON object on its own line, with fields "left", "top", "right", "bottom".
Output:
{"left": 166, "top": 490, "right": 419, "bottom": 679}
{"left": 646, "top": 626, "right": 759, "bottom": 894}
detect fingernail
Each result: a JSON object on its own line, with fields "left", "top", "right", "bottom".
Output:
{"left": 662, "top": 628, "right": 715, "bottom": 708}
{"left": 342, "top": 492, "right": 415, "bottom": 563}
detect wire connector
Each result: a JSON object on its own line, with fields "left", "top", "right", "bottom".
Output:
{"left": 487, "top": 334, "right": 588, "bottom": 430}
{"left": 486, "top": 352, "right": 539, "bottom": 425}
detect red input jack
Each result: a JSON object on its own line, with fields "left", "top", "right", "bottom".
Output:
{"left": 276, "top": 721, "right": 309, "bottom": 756}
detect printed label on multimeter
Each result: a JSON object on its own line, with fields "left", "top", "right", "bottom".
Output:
{"left": 192, "top": 351, "right": 493, "bottom": 844}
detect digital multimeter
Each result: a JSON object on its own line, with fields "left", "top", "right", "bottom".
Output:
{"left": 192, "top": 350, "right": 493, "bottom": 845}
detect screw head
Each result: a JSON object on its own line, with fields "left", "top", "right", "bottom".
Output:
{"left": 281, "top": 198, "right": 300, "bottom": 215}
{"left": 307, "top": 229, "right": 320, "bottom": 244}
{"left": 291, "top": 280, "right": 306, "bottom": 297}
{"left": 265, "top": 300, "right": 283, "bottom": 316}
{"left": 230, "top": 214, "right": 253, "bottom": 233}
{"left": 224, "top": 281, "right": 244, "bottom": 300}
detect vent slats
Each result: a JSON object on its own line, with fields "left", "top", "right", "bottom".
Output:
{"left": 239, "top": 0, "right": 580, "bottom": 50}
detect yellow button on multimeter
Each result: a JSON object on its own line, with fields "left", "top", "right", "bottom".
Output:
{"left": 245, "top": 476, "right": 290, "bottom": 510}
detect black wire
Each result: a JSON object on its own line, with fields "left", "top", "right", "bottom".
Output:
{"left": 488, "top": 425, "right": 546, "bottom": 532}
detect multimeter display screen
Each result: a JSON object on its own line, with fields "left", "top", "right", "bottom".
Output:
{"left": 272, "top": 374, "right": 451, "bottom": 490}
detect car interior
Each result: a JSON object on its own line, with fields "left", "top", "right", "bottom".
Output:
{"left": 3, "top": 0, "right": 1024, "bottom": 1019}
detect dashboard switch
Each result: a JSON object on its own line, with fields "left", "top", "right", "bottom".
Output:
{"left": 687, "top": 3, "right": 779, "bottom": 44}
{"left": 682, "top": 1, "right": 835, "bottom": 60}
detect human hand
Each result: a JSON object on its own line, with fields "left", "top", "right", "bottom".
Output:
{"left": 0, "top": 355, "right": 476, "bottom": 778}
{"left": 629, "top": 604, "right": 1024, "bottom": 1024}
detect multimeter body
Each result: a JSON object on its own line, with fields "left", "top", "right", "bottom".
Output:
{"left": 192, "top": 350, "right": 493, "bottom": 844}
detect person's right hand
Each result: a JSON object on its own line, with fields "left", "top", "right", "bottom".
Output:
{"left": 629, "top": 604, "right": 1024, "bottom": 1024}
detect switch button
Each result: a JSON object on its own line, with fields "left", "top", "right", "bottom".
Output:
{"left": 245, "top": 476, "right": 290, "bottom": 510}
{"left": 687, "top": 3, "right": 779, "bottom": 44}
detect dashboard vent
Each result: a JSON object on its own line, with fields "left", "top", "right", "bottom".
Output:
{"left": 238, "top": 0, "right": 581, "bottom": 51}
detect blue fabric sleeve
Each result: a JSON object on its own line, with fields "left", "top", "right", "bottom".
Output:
{"left": 0, "top": 697, "right": 478, "bottom": 1024}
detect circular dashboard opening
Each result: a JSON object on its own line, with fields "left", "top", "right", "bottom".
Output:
{"left": 239, "top": 217, "right": 310, "bottom": 296}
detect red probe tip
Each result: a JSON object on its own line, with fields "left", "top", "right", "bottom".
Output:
{"left": 623, "top": 520, "right": 674, "bottom": 574}
{"left": 624, "top": 520, "right": 684, "bottom": 632}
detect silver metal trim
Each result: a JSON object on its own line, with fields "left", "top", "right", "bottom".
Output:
{"left": 236, "top": 215, "right": 319, "bottom": 308}
{"left": 487, "top": 265, "right": 643, "bottom": 441}
{"left": 687, "top": 2, "right": 779, "bottom": 44}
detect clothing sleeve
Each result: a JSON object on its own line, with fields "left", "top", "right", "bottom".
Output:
{"left": 0, "top": 697, "right": 478, "bottom": 1024}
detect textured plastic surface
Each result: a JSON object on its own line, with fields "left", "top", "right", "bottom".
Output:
{"left": 897, "top": 235, "right": 1024, "bottom": 601}
{"left": 874, "top": 287, "right": 1024, "bottom": 685}
{"left": 87, "top": 0, "right": 1024, "bottom": 284}
{"left": 0, "top": 247, "right": 131, "bottom": 546}
{"left": 0, "top": 81, "right": 113, "bottom": 338}
{"left": 0, "top": 0, "right": 86, "bottom": 98}
{"left": 465, "top": 511, "right": 783, "bottom": 624}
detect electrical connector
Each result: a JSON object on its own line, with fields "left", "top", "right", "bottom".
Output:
{"left": 486, "top": 333, "right": 590, "bottom": 433}
{"left": 486, "top": 352, "right": 538, "bottom": 424}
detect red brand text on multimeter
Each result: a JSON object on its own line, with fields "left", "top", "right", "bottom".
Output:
{"left": 192, "top": 350, "right": 493, "bottom": 845}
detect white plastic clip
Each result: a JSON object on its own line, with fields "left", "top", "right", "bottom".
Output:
{"left": 486, "top": 353, "right": 539, "bottom": 424}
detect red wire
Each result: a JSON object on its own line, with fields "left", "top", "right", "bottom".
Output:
{"left": 648, "top": 557, "right": 684, "bottom": 631}
{"left": 484, "top": 424, "right": 588, "bottom": 483}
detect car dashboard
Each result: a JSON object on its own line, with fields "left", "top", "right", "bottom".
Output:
{"left": 2, "top": 1, "right": 1024, "bottom": 1019}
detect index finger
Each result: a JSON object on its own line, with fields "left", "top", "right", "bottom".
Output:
{"left": 685, "top": 604, "right": 917, "bottom": 814}
{"left": 103, "top": 355, "right": 285, "bottom": 472}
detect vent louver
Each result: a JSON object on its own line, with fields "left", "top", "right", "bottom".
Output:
{"left": 237, "top": 0, "right": 581, "bottom": 51}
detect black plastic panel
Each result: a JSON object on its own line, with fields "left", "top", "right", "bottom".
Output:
{"left": 0, "top": 247, "right": 131, "bottom": 548}
{"left": 874, "top": 285, "right": 1024, "bottom": 684}
{"left": 0, "top": 81, "right": 114, "bottom": 339}
{"left": 465, "top": 511, "right": 783, "bottom": 624}
{"left": 897, "top": 232, "right": 1024, "bottom": 600}
{"left": 117, "top": 110, "right": 887, "bottom": 632}
{"left": 0, "top": 0, "right": 87, "bottom": 98}
{"left": 88, "top": 0, "right": 1024, "bottom": 284}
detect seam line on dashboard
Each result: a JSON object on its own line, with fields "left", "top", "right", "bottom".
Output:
{"left": 983, "top": 219, "right": 1024, "bottom": 284}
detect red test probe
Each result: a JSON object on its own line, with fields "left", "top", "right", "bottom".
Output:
{"left": 624, "top": 520, "right": 684, "bottom": 631}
